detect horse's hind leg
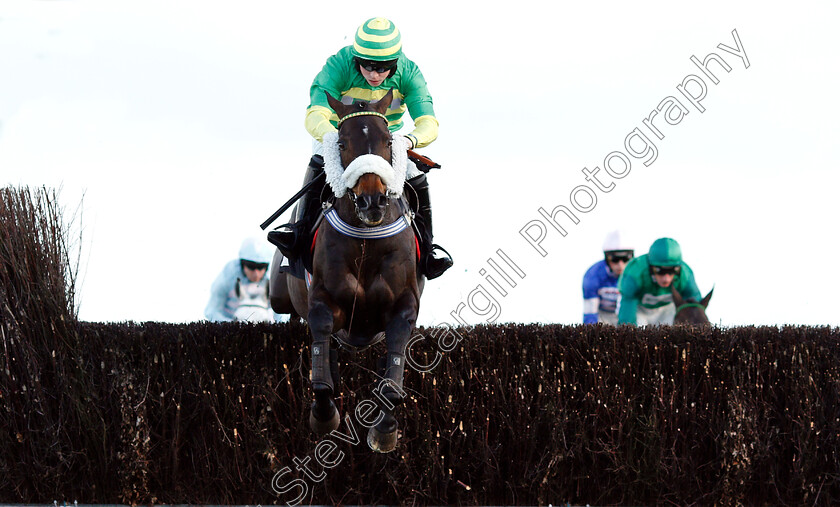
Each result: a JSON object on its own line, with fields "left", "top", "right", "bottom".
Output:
{"left": 368, "top": 308, "right": 415, "bottom": 453}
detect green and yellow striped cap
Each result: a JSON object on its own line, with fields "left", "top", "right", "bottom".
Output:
{"left": 351, "top": 17, "right": 402, "bottom": 61}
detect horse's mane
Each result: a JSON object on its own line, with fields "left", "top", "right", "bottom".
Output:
{"left": 322, "top": 131, "right": 408, "bottom": 198}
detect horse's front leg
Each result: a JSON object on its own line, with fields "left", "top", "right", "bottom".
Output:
{"left": 368, "top": 296, "right": 418, "bottom": 453}
{"left": 307, "top": 294, "right": 346, "bottom": 435}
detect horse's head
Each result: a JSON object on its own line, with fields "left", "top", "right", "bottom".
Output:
{"left": 326, "top": 89, "right": 395, "bottom": 226}
{"left": 672, "top": 286, "right": 714, "bottom": 326}
{"left": 233, "top": 279, "right": 273, "bottom": 322}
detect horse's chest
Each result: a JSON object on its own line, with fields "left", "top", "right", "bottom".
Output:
{"left": 314, "top": 228, "right": 415, "bottom": 317}
{"left": 328, "top": 271, "right": 397, "bottom": 310}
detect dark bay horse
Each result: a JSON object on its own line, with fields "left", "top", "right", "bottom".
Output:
{"left": 672, "top": 286, "right": 714, "bottom": 325}
{"left": 270, "top": 89, "right": 423, "bottom": 453}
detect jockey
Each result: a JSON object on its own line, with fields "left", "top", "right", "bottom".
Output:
{"left": 205, "top": 236, "right": 278, "bottom": 322}
{"left": 268, "top": 17, "right": 454, "bottom": 280}
{"left": 617, "top": 237, "right": 701, "bottom": 326}
{"left": 582, "top": 230, "right": 634, "bottom": 325}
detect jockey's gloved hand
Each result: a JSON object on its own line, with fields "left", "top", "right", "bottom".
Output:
{"left": 402, "top": 135, "right": 416, "bottom": 150}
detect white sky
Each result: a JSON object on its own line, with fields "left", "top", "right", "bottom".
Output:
{"left": 2, "top": 1, "right": 839, "bottom": 326}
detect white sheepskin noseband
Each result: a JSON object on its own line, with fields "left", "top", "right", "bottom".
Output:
{"left": 322, "top": 131, "right": 408, "bottom": 198}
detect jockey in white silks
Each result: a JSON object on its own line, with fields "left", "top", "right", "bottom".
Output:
{"left": 205, "top": 236, "right": 286, "bottom": 323}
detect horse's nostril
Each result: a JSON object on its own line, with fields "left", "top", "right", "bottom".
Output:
{"left": 378, "top": 195, "right": 388, "bottom": 207}
{"left": 357, "top": 195, "right": 375, "bottom": 211}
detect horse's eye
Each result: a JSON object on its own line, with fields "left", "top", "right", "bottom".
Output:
{"left": 387, "top": 139, "right": 393, "bottom": 147}
{"left": 337, "top": 140, "right": 346, "bottom": 151}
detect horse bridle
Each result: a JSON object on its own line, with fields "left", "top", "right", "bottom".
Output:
{"left": 336, "top": 110, "right": 389, "bottom": 127}
{"left": 336, "top": 109, "right": 395, "bottom": 218}
{"left": 346, "top": 187, "right": 392, "bottom": 217}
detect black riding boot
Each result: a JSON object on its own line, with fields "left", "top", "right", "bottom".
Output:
{"left": 268, "top": 155, "right": 325, "bottom": 261}
{"left": 407, "top": 174, "right": 453, "bottom": 280}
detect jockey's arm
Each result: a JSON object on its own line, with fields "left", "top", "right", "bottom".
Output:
{"left": 583, "top": 298, "right": 600, "bottom": 324}
{"left": 305, "top": 52, "right": 349, "bottom": 143}
{"left": 205, "top": 268, "right": 235, "bottom": 322}
{"left": 305, "top": 105, "right": 338, "bottom": 143}
{"left": 582, "top": 268, "right": 602, "bottom": 324}
{"left": 617, "top": 276, "right": 640, "bottom": 325}
{"left": 406, "top": 115, "right": 439, "bottom": 149}
{"left": 401, "top": 61, "right": 438, "bottom": 149}
{"left": 679, "top": 265, "right": 702, "bottom": 301}
{"left": 617, "top": 296, "right": 639, "bottom": 325}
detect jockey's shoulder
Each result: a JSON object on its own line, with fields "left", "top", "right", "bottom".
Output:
{"left": 582, "top": 260, "right": 603, "bottom": 288}
{"left": 678, "top": 260, "right": 696, "bottom": 278}
{"left": 623, "top": 254, "right": 649, "bottom": 275}
{"left": 583, "top": 259, "right": 611, "bottom": 281}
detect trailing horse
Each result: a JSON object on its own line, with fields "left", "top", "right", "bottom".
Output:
{"left": 269, "top": 89, "right": 422, "bottom": 453}
{"left": 672, "top": 285, "right": 714, "bottom": 325}
{"left": 232, "top": 278, "right": 274, "bottom": 323}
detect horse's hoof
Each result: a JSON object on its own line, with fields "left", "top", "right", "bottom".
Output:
{"left": 309, "top": 406, "right": 340, "bottom": 436}
{"left": 367, "top": 426, "right": 398, "bottom": 453}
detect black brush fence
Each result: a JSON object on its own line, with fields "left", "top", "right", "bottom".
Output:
{"left": 2, "top": 186, "right": 839, "bottom": 506}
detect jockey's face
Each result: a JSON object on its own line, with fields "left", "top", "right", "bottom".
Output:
{"left": 359, "top": 65, "right": 389, "bottom": 87}
{"left": 606, "top": 251, "right": 633, "bottom": 276}
{"left": 607, "top": 258, "right": 628, "bottom": 276}
{"left": 652, "top": 272, "right": 675, "bottom": 288}
{"left": 242, "top": 263, "right": 267, "bottom": 283}
{"left": 650, "top": 264, "right": 680, "bottom": 288}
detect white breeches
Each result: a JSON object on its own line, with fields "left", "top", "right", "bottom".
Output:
{"left": 636, "top": 303, "right": 677, "bottom": 326}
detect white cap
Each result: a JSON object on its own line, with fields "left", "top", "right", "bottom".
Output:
{"left": 239, "top": 236, "right": 274, "bottom": 264}
{"left": 602, "top": 230, "right": 634, "bottom": 253}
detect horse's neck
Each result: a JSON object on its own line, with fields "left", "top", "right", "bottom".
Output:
{"left": 316, "top": 193, "right": 419, "bottom": 295}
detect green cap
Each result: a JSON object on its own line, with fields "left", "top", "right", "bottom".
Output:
{"left": 648, "top": 238, "right": 682, "bottom": 267}
{"left": 352, "top": 17, "right": 403, "bottom": 61}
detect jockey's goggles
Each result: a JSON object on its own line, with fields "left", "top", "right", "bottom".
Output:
{"left": 355, "top": 57, "right": 398, "bottom": 74}
{"left": 650, "top": 265, "right": 681, "bottom": 276}
{"left": 606, "top": 252, "right": 633, "bottom": 263}
{"left": 241, "top": 260, "right": 269, "bottom": 271}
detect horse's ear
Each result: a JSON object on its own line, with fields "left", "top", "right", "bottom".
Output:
{"left": 325, "top": 91, "right": 347, "bottom": 117}
{"left": 700, "top": 287, "right": 714, "bottom": 308}
{"left": 671, "top": 285, "right": 685, "bottom": 307}
{"left": 373, "top": 88, "right": 394, "bottom": 114}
